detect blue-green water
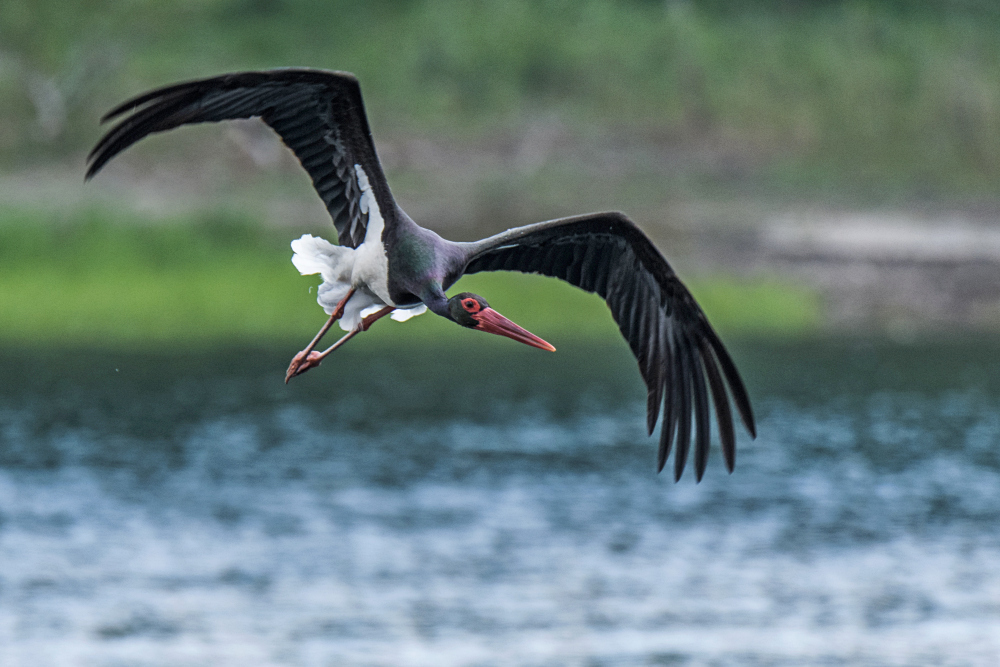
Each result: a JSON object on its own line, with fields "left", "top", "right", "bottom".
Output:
{"left": 0, "top": 339, "right": 999, "bottom": 666}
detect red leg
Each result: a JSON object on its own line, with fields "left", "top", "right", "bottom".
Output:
{"left": 285, "top": 288, "right": 355, "bottom": 382}
{"left": 285, "top": 306, "right": 394, "bottom": 382}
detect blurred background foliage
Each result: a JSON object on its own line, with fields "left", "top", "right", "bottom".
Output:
{"left": 3, "top": 0, "right": 1000, "bottom": 198}
{"left": 0, "top": 0, "right": 995, "bottom": 346}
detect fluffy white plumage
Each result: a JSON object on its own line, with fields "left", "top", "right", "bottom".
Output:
{"left": 290, "top": 165, "right": 426, "bottom": 331}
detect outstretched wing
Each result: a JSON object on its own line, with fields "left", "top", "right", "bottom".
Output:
{"left": 462, "top": 212, "right": 756, "bottom": 481}
{"left": 87, "top": 68, "right": 392, "bottom": 248}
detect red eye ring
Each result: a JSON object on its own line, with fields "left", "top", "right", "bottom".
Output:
{"left": 462, "top": 298, "right": 479, "bottom": 312}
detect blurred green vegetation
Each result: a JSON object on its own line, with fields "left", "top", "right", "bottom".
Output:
{"left": 0, "top": 207, "right": 819, "bottom": 348}
{"left": 0, "top": 0, "right": 984, "bottom": 347}
{"left": 1, "top": 0, "right": 999, "bottom": 200}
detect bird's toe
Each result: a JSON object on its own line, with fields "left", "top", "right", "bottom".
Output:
{"left": 285, "top": 350, "right": 323, "bottom": 383}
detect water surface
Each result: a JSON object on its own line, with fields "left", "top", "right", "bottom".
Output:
{"left": 0, "top": 338, "right": 998, "bottom": 666}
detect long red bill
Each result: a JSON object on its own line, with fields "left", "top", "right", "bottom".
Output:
{"left": 473, "top": 307, "right": 556, "bottom": 352}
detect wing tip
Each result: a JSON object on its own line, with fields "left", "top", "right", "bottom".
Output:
{"left": 84, "top": 149, "right": 108, "bottom": 180}
{"left": 646, "top": 395, "right": 658, "bottom": 437}
{"left": 649, "top": 328, "right": 752, "bottom": 482}
{"left": 656, "top": 427, "right": 670, "bottom": 474}
{"left": 87, "top": 67, "right": 367, "bottom": 185}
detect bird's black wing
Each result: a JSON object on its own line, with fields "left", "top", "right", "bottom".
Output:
{"left": 87, "top": 69, "right": 392, "bottom": 248}
{"left": 462, "top": 212, "right": 755, "bottom": 481}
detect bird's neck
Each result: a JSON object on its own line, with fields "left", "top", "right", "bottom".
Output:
{"left": 420, "top": 283, "right": 451, "bottom": 320}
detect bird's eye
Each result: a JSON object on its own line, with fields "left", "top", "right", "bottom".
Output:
{"left": 462, "top": 298, "right": 479, "bottom": 312}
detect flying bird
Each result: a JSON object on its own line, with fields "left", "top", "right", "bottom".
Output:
{"left": 87, "top": 68, "right": 755, "bottom": 481}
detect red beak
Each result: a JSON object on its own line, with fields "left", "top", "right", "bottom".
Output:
{"left": 472, "top": 307, "right": 556, "bottom": 352}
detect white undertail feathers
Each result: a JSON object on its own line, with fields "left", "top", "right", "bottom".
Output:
{"left": 290, "top": 165, "right": 426, "bottom": 331}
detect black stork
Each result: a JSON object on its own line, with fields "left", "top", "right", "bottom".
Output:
{"left": 86, "top": 68, "right": 755, "bottom": 481}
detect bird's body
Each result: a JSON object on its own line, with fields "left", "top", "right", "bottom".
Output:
{"left": 87, "top": 68, "right": 756, "bottom": 481}
{"left": 289, "top": 166, "right": 431, "bottom": 331}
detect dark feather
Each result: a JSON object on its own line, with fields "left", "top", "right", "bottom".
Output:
{"left": 462, "top": 211, "right": 756, "bottom": 480}
{"left": 657, "top": 336, "right": 678, "bottom": 474}
{"left": 644, "top": 310, "right": 665, "bottom": 436}
{"left": 87, "top": 69, "right": 392, "bottom": 249}
{"left": 673, "top": 337, "right": 693, "bottom": 482}
{"left": 690, "top": 336, "right": 712, "bottom": 482}
{"left": 699, "top": 337, "right": 737, "bottom": 473}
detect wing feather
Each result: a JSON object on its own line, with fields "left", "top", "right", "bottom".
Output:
{"left": 462, "top": 211, "right": 756, "bottom": 479}
{"left": 656, "top": 335, "right": 674, "bottom": 471}
{"left": 87, "top": 68, "right": 392, "bottom": 248}
{"left": 673, "top": 337, "right": 694, "bottom": 481}
{"left": 700, "top": 337, "right": 737, "bottom": 472}
{"left": 643, "top": 308, "right": 664, "bottom": 436}
{"left": 690, "top": 338, "right": 712, "bottom": 482}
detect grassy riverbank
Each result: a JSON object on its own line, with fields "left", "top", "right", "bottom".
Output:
{"left": 0, "top": 207, "right": 818, "bottom": 349}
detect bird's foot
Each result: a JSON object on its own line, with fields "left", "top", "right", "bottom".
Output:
{"left": 285, "top": 350, "right": 324, "bottom": 383}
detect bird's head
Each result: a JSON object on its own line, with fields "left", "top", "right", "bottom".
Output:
{"left": 447, "top": 292, "right": 555, "bottom": 352}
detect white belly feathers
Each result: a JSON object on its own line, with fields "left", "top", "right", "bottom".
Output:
{"left": 290, "top": 164, "right": 426, "bottom": 331}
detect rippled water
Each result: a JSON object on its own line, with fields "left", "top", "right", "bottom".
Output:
{"left": 1, "top": 338, "right": 999, "bottom": 666}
